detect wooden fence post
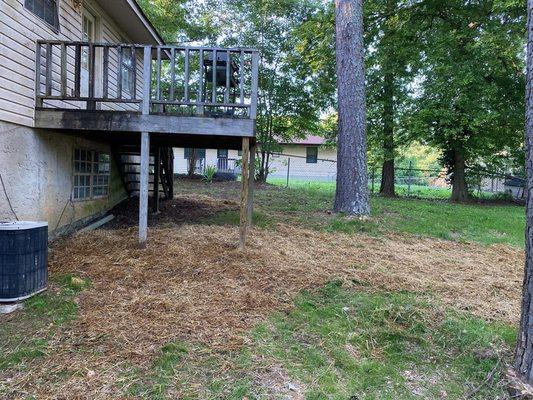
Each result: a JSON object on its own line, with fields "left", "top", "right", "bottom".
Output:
{"left": 239, "top": 137, "right": 250, "bottom": 250}
{"left": 286, "top": 157, "right": 291, "bottom": 188}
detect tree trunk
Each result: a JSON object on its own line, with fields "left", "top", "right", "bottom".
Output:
{"left": 450, "top": 146, "right": 469, "bottom": 203}
{"left": 188, "top": 149, "right": 197, "bottom": 177}
{"left": 380, "top": 71, "right": 395, "bottom": 197}
{"left": 512, "top": 1, "right": 533, "bottom": 390}
{"left": 379, "top": 0, "right": 396, "bottom": 197}
{"left": 333, "top": 0, "right": 370, "bottom": 215}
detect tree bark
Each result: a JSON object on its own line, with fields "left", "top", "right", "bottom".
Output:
{"left": 450, "top": 145, "right": 469, "bottom": 203}
{"left": 513, "top": 0, "right": 533, "bottom": 389}
{"left": 333, "top": 0, "right": 370, "bottom": 215}
{"left": 187, "top": 149, "right": 197, "bottom": 177}
{"left": 379, "top": 0, "right": 396, "bottom": 197}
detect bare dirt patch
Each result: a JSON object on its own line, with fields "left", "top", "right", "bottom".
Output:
{"left": 106, "top": 194, "right": 239, "bottom": 228}
{"left": 0, "top": 196, "right": 523, "bottom": 398}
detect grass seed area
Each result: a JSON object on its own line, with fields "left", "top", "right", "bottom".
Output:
{"left": 0, "top": 181, "right": 525, "bottom": 399}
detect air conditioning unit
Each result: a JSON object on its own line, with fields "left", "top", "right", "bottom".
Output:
{"left": 0, "top": 221, "right": 48, "bottom": 302}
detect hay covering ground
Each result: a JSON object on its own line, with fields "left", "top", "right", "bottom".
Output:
{"left": 0, "top": 196, "right": 523, "bottom": 399}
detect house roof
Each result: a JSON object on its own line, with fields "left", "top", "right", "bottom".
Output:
{"left": 279, "top": 135, "right": 327, "bottom": 146}
{"left": 94, "top": 0, "right": 165, "bottom": 45}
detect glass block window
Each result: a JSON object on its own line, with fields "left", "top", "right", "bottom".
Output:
{"left": 306, "top": 146, "right": 318, "bottom": 164}
{"left": 73, "top": 149, "right": 110, "bottom": 200}
{"left": 25, "top": 0, "right": 59, "bottom": 30}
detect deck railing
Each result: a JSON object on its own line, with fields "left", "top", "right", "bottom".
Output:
{"left": 35, "top": 41, "right": 259, "bottom": 119}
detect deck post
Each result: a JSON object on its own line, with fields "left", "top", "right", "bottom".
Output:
{"left": 239, "top": 137, "right": 250, "bottom": 250}
{"left": 139, "top": 46, "right": 152, "bottom": 247}
{"left": 139, "top": 131, "right": 150, "bottom": 248}
{"left": 153, "top": 146, "right": 160, "bottom": 214}
{"left": 247, "top": 142, "right": 256, "bottom": 227}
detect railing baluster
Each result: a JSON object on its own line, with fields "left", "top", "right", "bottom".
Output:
{"left": 239, "top": 50, "right": 244, "bottom": 104}
{"left": 45, "top": 43, "right": 52, "bottom": 96}
{"left": 117, "top": 45, "right": 123, "bottom": 99}
{"left": 250, "top": 50, "right": 259, "bottom": 119}
{"left": 142, "top": 46, "right": 152, "bottom": 115}
{"left": 35, "top": 42, "right": 42, "bottom": 107}
{"left": 60, "top": 43, "right": 67, "bottom": 98}
{"left": 131, "top": 45, "right": 137, "bottom": 99}
{"left": 87, "top": 43, "right": 95, "bottom": 109}
{"left": 197, "top": 48, "right": 204, "bottom": 115}
{"left": 156, "top": 47, "right": 162, "bottom": 112}
{"left": 212, "top": 49, "right": 217, "bottom": 103}
{"left": 224, "top": 50, "right": 230, "bottom": 104}
{"left": 169, "top": 47, "right": 175, "bottom": 101}
{"left": 103, "top": 46, "right": 109, "bottom": 99}
{"left": 74, "top": 44, "right": 81, "bottom": 98}
{"left": 156, "top": 47, "right": 161, "bottom": 101}
{"left": 184, "top": 48, "right": 189, "bottom": 102}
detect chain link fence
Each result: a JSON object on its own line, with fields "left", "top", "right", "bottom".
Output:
{"left": 265, "top": 153, "right": 525, "bottom": 201}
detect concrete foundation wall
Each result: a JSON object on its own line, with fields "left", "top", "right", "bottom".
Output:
{"left": 0, "top": 121, "right": 127, "bottom": 234}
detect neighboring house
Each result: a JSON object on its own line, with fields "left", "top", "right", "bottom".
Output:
{"left": 269, "top": 135, "right": 337, "bottom": 181}
{"left": 173, "top": 148, "right": 241, "bottom": 175}
{"left": 173, "top": 135, "right": 335, "bottom": 180}
{"left": 0, "top": 0, "right": 259, "bottom": 243}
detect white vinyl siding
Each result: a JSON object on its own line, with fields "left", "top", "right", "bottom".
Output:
{"left": 0, "top": 0, "right": 144, "bottom": 127}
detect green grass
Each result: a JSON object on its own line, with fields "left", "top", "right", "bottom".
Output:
{"left": 177, "top": 179, "right": 524, "bottom": 247}
{"left": 128, "top": 282, "right": 514, "bottom": 399}
{"left": 248, "top": 282, "right": 515, "bottom": 399}
{"left": 0, "top": 274, "right": 89, "bottom": 372}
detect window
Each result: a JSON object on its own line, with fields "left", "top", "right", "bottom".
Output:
{"left": 184, "top": 148, "right": 206, "bottom": 159}
{"left": 73, "top": 149, "right": 110, "bottom": 200}
{"left": 81, "top": 10, "right": 95, "bottom": 97}
{"left": 306, "top": 147, "right": 318, "bottom": 164}
{"left": 25, "top": 0, "right": 59, "bottom": 31}
{"left": 121, "top": 46, "right": 135, "bottom": 95}
{"left": 238, "top": 150, "right": 243, "bottom": 157}
{"left": 217, "top": 149, "right": 228, "bottom": 159}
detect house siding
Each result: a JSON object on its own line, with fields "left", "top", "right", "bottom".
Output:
{"left": 0, "top": 0, "right": 143, "bottom": 127}
{"left": 269, "top": 145, "right": 337, "bottom": 181}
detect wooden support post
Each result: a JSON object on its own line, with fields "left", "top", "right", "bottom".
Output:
{"left": 139, "top": 46, "right": 152, "bottom": 248}
{"left": 139, "top": 131, "right": 150, "bottom": 248}
{"left": 239, "top": 137, "right": 250, "bottom": 250}
{"left": 247, "top": 143, "right": 256, "bottom": 227}
{"left": 153, "top": 147, "right": 160, "bottom": 214}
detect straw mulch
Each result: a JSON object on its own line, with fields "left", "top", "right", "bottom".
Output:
{"left": 0, "top": 219, "right": 523, "bottom": 398}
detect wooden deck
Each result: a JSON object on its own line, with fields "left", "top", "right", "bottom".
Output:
{"left": 34, "top": 41, "right": 259, "bottom": 146}
{"left": 34, "top": 40, "right": 259, "bottom": 246}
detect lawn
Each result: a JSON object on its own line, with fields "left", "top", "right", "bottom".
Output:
{"left": 189, "top": 179, "right": 525, "bottom": 247}
{"left": 0, "top": 179, "right": 525, "bottom": 399}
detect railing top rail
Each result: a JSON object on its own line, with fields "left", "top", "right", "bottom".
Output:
{"left": 36, "top": 40, "right": 259, "bottom": 53}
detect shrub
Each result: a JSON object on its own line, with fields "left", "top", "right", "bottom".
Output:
{"left": 202, "top": 165, "right": 217, "bottom": 182}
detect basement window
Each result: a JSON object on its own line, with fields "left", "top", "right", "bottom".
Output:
{"left": 73, "top": 149, "right": 110, "bottom": 200}
{"left": 25, "top": 0, "right": 60, "bottom": 31}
